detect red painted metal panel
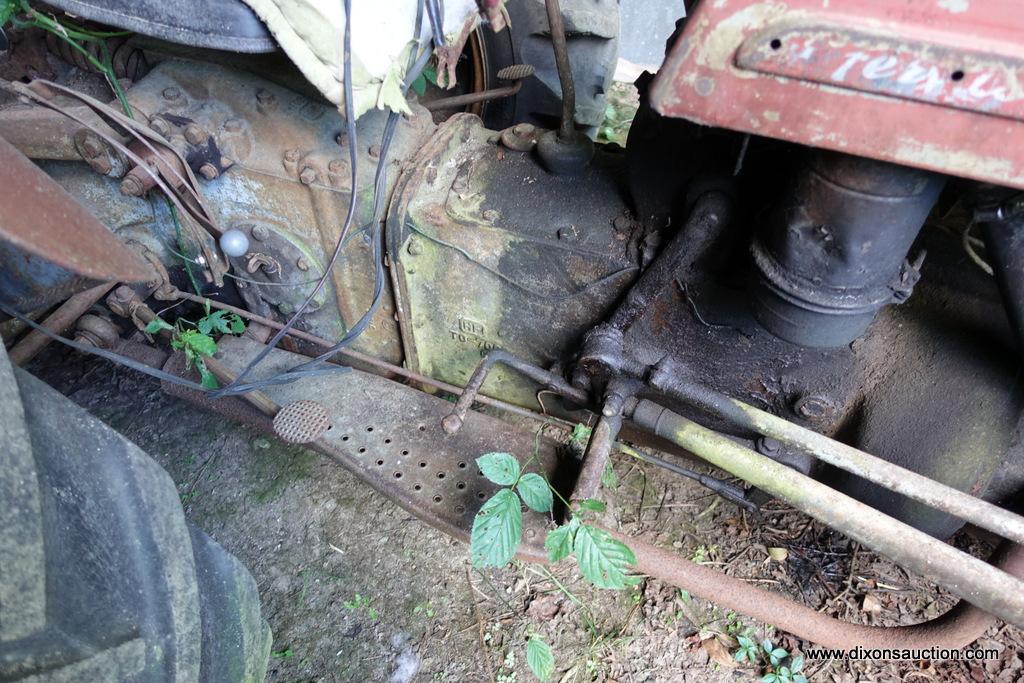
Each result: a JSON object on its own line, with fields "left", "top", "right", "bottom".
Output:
{"left": 650, "top": 0, "right": 1024, "bottom": 189}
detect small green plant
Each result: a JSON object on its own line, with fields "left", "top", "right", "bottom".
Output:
{"left": 732, "top": 636, "right": 807, "bottom": 683}
{"left": 412, "top": 602, "right": 435, "bottom": 618}
{"left": 733, "top": 635, "right": 759, "bottom": 664}
{"left": 342, "top": 593, "right": 379, "bottom": 619}
{"left": 270, "top": 647, "right": 294, "bottom": 659}
{"left": 146, "top": 310, "right": 245, "bottom": 388}
{"left": 470, "top": 447, "right": 638, "bottom": 682}
{"left": 2, "top": 1, "right": 133, "bottom": 113}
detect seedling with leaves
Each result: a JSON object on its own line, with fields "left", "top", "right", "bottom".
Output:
{"left": 145, "top": 309, "right": 246, "bottom": 389}
{"left": 469, "top": 452, "right": 637, "bottom": 589}
{"left": 733, "top": 636, "right": 807, "bottom": 683}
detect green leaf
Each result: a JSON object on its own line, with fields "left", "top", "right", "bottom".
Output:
{"left": 771, "top": 647, "right": 788, "bottom": 663}
{"left": 733, "top": 650, "right": 748, "bottom": 662}
{"left": 573, "top": 524, "right": 636, "bottom": 589}
{"left": 197, "top": 360, "right": 219, "bottom": 389}
{"left": 762, "top": 640, "right": 774, "bottom": 654}
{"left": 197, "top": 313, "right": 216, "bottom": 335}
{"left": 526, "top": 635, "right": 554, "bottom": 682}
{"left": 736, "top": 635, "right": 754, "bottom": 649}
{"left": 791, "top": 656, "right": 804, "bottom": 673}
{"left": 186, "top": 331, "right": 218, "bottom": 357}
{"left": 515, "top": 473, "right": 553, "bottom": 512}
{"left": 793, "top": 675, "right": 807, "bottom": 683}
{"left": 469, "top": 489, "right": 523, "bottom": 568}
{"left": 601, "top": 461, "right": 618, "bottom": 488}
{"left": 410, "top": 73, "right": 427, "bottom": 96}
{"left": 476, "top": 452, "right": 520, "bottom": 486}
{"left": 0, "top": 0, "right": 18, "bottom": 27}
{"left": 569, "top": 423, "right": 592, "bottom": 445}
{"left": 544, "top": 518, "right": 579, "bottom": 563}
{"left": 577, "top": 498, "right": 605, "bottom": 513}
{"left": 761, "top": 675, "right": 778, "bottom": 683}
{"left": 144, "top": 317, "right": 173, "bottom": 334}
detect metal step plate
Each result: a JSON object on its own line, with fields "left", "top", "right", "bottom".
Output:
{"left": 163, "top": 337, "right": 561, "bottom": 561}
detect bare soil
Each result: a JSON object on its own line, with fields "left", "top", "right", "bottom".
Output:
{"left": 27, "top": 348, "right": 1024, "bottom": 683}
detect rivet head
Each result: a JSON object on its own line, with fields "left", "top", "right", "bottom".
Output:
{"left": 299, "top": 167, "right": 317, "bottom": 185}
{"left": 407, "top": 237, "right": 424, "bottom": 255}
{"left": 162, "top": 86, "right": 181, "bottom": 101}
{"left": 251, "top": 225, "right": 270, "bottom": 241}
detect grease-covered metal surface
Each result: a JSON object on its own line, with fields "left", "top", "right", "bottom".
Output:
{"left": 387, "top": 113, "right": 640, "bottom": 408}
{"left": 650, "top": 0, "right": 1024, "bottom": 189}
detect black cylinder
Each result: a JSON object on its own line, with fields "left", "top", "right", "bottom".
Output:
{"left": 750, "top": 151, "right": 944, "bottom": 347}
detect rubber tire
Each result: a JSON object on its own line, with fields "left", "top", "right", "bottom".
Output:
{"left": 480, "top": 0, "right": 619, "bottom": 132}
{"left": 0, "top": 343, "right": 271, "bottom": 682}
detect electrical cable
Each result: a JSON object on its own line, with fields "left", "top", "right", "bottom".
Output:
{"left": 211, "top": 0, "right": 433, "bottom": 397}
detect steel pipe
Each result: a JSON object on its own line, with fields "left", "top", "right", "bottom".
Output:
{"left": 649, "top": 363, "right": 1024, "bottom": 546}
{"left": 627, "top": 398, "right": 1024, "bottom": 628}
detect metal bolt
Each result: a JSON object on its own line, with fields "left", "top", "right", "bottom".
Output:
{"left": 119, "top": 173, "right": 146, "bottom": 197}
{"left": 296, "top": 257, "right": 310, "bottom": 271}
{"left": 613, "top": 215, "right": 632, "bottom": 232}
{"left": 150, "top": 117, "right": 171, "bottom": 138}
{"left": 80, "top": 136, "right": 103, "bottom": 158}
{"left": 88, "top": 156, "right": 113, "bottom": 175}
{"left": 223, "top": 118, "right": 242, "bottom": 132}
{"left": 299, "top": 167, "right": 317, "bottom": 185}
{"left": 198, "top": 163, "right": 219, "bottom": 180}
{"left": 794, "top": 394, "right": 833, "bottom": 419}
{"left": 256, "top": 88, "right": 275, "bottom": 105}
{"left": 407, "top": 238, "right": 423, "bottom": 255}
{"left": 756, "top": 437, "right": 782, "bottom": 456}
{"left": 183, "top": 124, "right": 207, "bottom": 145}
{"left": 368, "top": 144, "right": 381, "bottom": 159}
{"left": 251, "top": 225, "right": 269, "bottom": 241}
{"left": 328, "top": 159, "right": 345, "bottom": 173}
{"left": 284, "top": 149, "right": 300, "bottom": 162}
{"left": 162, "top": 86, "right": 182, "bottom": 101}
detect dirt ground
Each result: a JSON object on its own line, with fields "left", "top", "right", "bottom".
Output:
{"left": 25, "top": 347, "right": 1024, "bottom": 683}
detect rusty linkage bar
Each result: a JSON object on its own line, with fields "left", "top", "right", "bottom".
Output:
{"left": 423, "top": 64, "right": 536, "bottom": 112}
{"left": 7, "top": 282, "right": 117, "bottom": 366}
{"left": 647, "top": 359, "right": 1024, "bottom": 547}
{"left": 440, "top": 349, "right": 590, "bottom": 434}
{"left": 626, "top": 398, "right": 1024, "bottom": 629}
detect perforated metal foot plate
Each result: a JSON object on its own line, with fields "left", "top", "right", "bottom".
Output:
{"left": 164, "top": 338, "right": 559, "bottom": 561}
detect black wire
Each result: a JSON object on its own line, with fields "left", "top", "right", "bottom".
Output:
{"left": 213, "top": 0, "right": 433, "bottom": 396}
{"left": 426, "top": 0, "right": 445, "bottom": 47}
{"left": 209, "top": 0, "right": 361, "bottom": 399}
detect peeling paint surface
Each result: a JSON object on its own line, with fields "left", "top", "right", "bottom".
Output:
{"left": 650, "top": 0, "right": 1024, "bottom": 189}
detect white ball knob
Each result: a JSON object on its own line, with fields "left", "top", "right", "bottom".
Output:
{"left": 219, "top": 228, "right": 250, "bottom": 257}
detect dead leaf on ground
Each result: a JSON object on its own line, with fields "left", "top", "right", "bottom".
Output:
{"left": 702, "top": 637, "right": 738, "bottom": 669}
{"left": 767, "top": 547, "right": 789, "bottom": 562}
{"left": 862, "top": 593, "right": 882, "bottom": 613}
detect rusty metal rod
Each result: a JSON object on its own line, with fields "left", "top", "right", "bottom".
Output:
{"left": 173, "top": 292, "right": 564, "bottom": 425}
{"left": 544, "top": 0, "right": 576, "bottom": 140}
{"left": 627, "top": 398, "right": 1024, "bottom": 628}
{"left": 610, "top": 527, "right": 1024, "bottom": 650}
{"left": 571, "top": 411, "right": 622, "bottom": 502}
{"left": 648, "top": 363, "right": 1024, "bottom": 546}
{"left": 441, "top": 350, "right": 590, "bottom": 434}
{"left": 7, "top": 282, "right": 116, "bottom": 366}
{"left": 423, "top": 82, "right": 522, "bottom": 111}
